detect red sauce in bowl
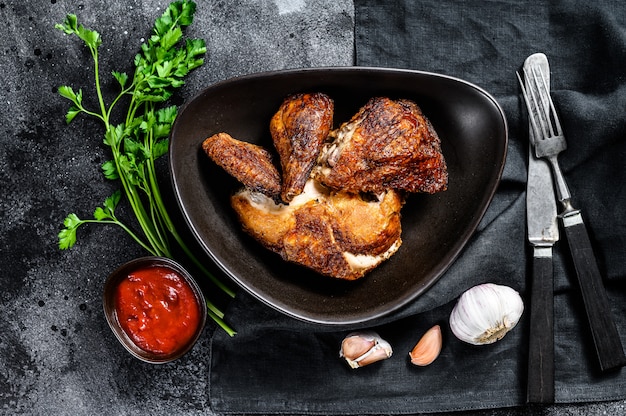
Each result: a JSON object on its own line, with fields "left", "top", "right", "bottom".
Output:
{"left": 114, "top": 265, "right": 202, "bottom": 355}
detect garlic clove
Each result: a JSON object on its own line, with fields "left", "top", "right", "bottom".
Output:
{"left": 340, "top": 333, "right": 376, "bottom": 360}
{"left": 355, "top": 341, "right": 394, "bottom": 367}
{"left": 340, "top": 331, "right": 392, "bottom": 369}
{"left": 449, "top": 283, "right": 524, "bottom": 345}
{"left": 409, "top": 324, "right": 442, "bottom": 366}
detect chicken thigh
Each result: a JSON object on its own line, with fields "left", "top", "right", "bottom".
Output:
{"left": 313, "top": 97, "right": 448, "bottom": 194}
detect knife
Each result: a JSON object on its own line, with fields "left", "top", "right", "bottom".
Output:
{"left": 524, "top": 54, "right": 558, "bottom": 404}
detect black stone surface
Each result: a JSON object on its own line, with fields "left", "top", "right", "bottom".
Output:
{"left": 1, "top": 0, "right": 624, "bottom": 415}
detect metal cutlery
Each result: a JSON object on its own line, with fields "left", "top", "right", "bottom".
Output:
{"left": 524, "top": 54, "right": 557, "bottom": 403}
{"left": 518, "top": 53, "right": 626, "bottom": 372}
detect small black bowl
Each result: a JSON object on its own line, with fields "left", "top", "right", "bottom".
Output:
{"left": 103, "top": 256, "right": 207, "bottom": 364}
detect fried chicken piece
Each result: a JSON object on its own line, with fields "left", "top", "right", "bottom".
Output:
{"left": 231, "top": 180, "right": 404, "bottom": 280}
{"left": 202, "top": 95, "right": 447, "bottom": 280}
{"left": 313, "top": 97, "right": 448, "bottom": 194}
{"left": 270, "top": 92, "right": 334, "bottom": 203}
{"left": 202, "top": 132, "right": 282, "bottom": 201}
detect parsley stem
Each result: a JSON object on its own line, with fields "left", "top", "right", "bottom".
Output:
{"left": 90, "top": 45, "right": 108, "bottom": 124}
{"left": 111, "top": 142, "right": 170, "bottom": 257}
{"left": 207, "top": 302, "right": 237, "bottom": 337}
{"left": 106, "top": 86, "right": 134, "bottom": 123}
{"left": 84, "top": 219, "right": 158, "bottom": 256}
{"left": 79, "top": 107, "right": 105, "bottom": 122}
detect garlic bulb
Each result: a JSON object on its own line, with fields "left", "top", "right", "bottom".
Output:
{"left": 340, "top": 331, "right": 393, "bottom": 368}
{"left": 449, "top": 283, "right": 524, "bottom": 345}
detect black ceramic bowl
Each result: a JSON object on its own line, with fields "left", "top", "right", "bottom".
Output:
{"left": 169, "top": 67, "right": 507, "bottom": 326}
{"left": 103, "top": 256, "right": 207, "bottom": 363}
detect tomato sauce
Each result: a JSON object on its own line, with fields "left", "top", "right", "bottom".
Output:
{"left": 114, "top": 265, "right": 202, "bottom": 355}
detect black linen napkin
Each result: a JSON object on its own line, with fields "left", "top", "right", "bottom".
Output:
{"left": 209, "top": 1, "right": 626, "bottom": 413}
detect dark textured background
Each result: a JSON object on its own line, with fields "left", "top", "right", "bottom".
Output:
{"left": 1, "top": 0, "right": 624, "bottom": 415}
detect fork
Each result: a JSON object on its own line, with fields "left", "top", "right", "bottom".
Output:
{"left": 518, "top": 53, "right": 626, "bottom": 372}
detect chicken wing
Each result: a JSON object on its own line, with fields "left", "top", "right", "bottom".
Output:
{"left": 202, "top": 132, "right": 282, "bottom": 201}
{"left": 270, "top": 92, "right": 334, "bottom": 203}
{"left": 313, "top": 97, "right": 448, "bottom": 194}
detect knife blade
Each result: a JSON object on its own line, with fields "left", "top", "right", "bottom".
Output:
{"left": 524, "top": 53, "right": 558, "bottom": 404}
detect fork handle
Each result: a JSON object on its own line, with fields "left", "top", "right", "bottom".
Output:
{"left": 562, "top": 211, "right": 626, "bottom": 372}
{"left": 547, "top": 156, "right": 571, "bottom": 205}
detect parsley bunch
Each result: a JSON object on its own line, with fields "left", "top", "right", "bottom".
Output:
{"left": 56, "top": 1, "right": 236, "bottom": 336}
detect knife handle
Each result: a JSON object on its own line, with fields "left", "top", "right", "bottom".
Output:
{"left": 562, "top": 211, "right": 626, "bottom": 372}
{"left": 527, "top": 249, "right": 555, "bottom": 404}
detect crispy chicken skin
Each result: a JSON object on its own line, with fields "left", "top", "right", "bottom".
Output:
{"left": 231, "top": 180, "right": 404, "bottom": 280}
{"left": 270, "top": 92, "right": 334, "bottom": 203}
{"left": 202, "top": 132, "right": 282, "bottom": 201}
{"left": 313, "top": 97, "right": 448, "bottom": 194}
{"left": 201, "top": 94, "right": 448, "bottom": 281}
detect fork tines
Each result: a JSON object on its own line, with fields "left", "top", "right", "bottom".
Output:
{"left": 517, "top": 67, "right": 567, "bottom": 157}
